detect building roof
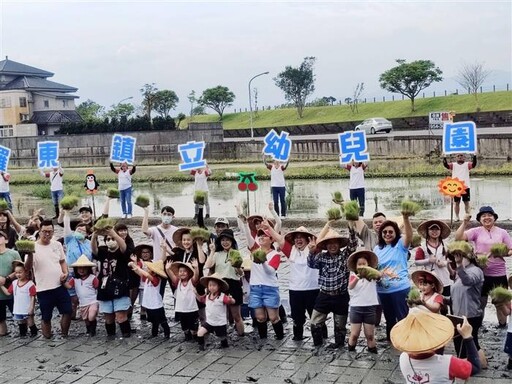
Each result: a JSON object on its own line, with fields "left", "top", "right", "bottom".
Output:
{"left": 0, "top": 58, "right": 53, "bottom": 78}
{"left": 2, "top": 76, "right": 77, "bottom": 93}
{"left": 31, "top": 110, "right": 82, "bottom": 125}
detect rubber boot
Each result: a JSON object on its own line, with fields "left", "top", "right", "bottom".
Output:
{"left": 184, "top": 330, "right": 193, "bottom": 341}
{"left": 119, "top": 320, "right": 131, "bottom": 338}
{"left": 220, "top": 338, "right": 229, "bottom": 348}
{"left": 272, "top": 320, "right": 284, "bottom": 340}
{"left": 257, "top": 321, "right": 268, "bottom": 339}
{"left": 29, "top": 325, "right": 38, "bottom": 337}
{"left": 85, "top": 323, "right": 91, "bottom": 335}
{"left": 292, "top": 323, "right": 304, "bottom": 341}
{"left": 197, "top": 335, "right": 205, "bottom": 351}
{"left": 161, "top": 322, "right": 170, "bottom": 339}
{"left": 53, "top": 204, "right": 60, "bottom": 220}
{"left": 151, "top": 322, "right": 159, "bottom": 337}
{"left": 321, "top": 323, "right": 328, "bottom": 339}
{"left": 279, "top": 305, "right": 288, "bottom": 324}
{"left": 105, "top": 322, "right": 116, "bottom": 337}
{"left": 18, "top": 323, "right": 28, "bottom": 337}
{"left": 89, "top": 320, "right": 97, "bottom": 337}
{"left": 333, "top": 315, "right": 347, "bottom": 348}
{"left": 311, "top": 324, "right": 324, "bottom": 346}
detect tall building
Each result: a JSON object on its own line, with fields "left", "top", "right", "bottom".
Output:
{"left": 0, "top": 57, "right": 82, "bottom": 137}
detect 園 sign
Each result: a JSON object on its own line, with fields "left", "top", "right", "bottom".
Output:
{"left": 442, "top": 121, "right": 477, "bottom": 154}
{"left": 237, "top": 172, "right": 258, "bottom": 192}
{"left": 338, "top": 131, "right": 370, "bottom": 165}
{"left": 37, "top": 141, "right": 59, "bottom": 169}
{"left": 110, "top": 134, "right": 136, "bottom": 164}
{"left": 0, "top": 145, "right": 11, "bottom": 172}
{"left": 178, "top": 141, "right": 206, "bottom": 171}
{"left": 262, "top": 129, "right": 291, "bottom": 162}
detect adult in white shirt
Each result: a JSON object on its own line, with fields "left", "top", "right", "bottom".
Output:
{"left": 40, "top": 164, "right": 64, "bottom": 219}
{"left": 142, "top": 205, "right": 178, "bottom": 297}
{"left": 24, "top": 220, "right": 71, "bottom": 339}
{"left": 0, "top": 171, "right": 12, "bottom": 210}
{"left": 344, "top": 160, "right": 367, "bottom": 217}
{"left": 443, "top": 153, "right": 477, "bottom": 221}
{"left": 264, "top": 156, "right": 289, "bottom": 217}
{"left": 110, "top": 161, "right": 136, "bottom": 218}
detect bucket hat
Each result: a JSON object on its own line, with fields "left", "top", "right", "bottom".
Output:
{"left": 476, "top": 206, "right": 498, "bottom": 222}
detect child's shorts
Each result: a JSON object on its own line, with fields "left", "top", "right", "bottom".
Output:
{"left": 349, "top": 305, "right": 377, "bottom": 325}
{"left": 202, "top": 322, "right": 227, "bottom": 337}
{"left": 79, "top": 302, "right": 99, "bottom": 320}
{"left": 248, "top": 285, "right": 280, "bottom": 309}
{"left": 146, "top": 307, "right": 167, "bottom": 324}
{"left": 176, "top": 311, "right": 198, "bottom": 331}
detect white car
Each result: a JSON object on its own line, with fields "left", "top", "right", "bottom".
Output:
{"left": 355, "top": 118, "right": 393, "bottom": 134}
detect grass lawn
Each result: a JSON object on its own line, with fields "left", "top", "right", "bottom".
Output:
{"left": 187, "top": 91, "right": 512, "bottom": 129}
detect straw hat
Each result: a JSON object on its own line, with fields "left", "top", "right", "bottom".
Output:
{"left": 134, "top": 244, "right": 153, "bottom": 258}
{"left": 70, "top": 255, "right": 96, "bottom": 268}
{"left": 284, "top": 226, "right": 316, "bottom": 244}
{"left": 144, "top": 260, "right": 167, "bottom": 278}
{"left": 411, "top": 270, "right": 443, "bottom": 294}
{"left": 347, "top": 249, "right": 378, "bottom": 272}
{"left": 241, "top": 258, "right": 252, "bottom": 271}
{"left": 247, "top": 215, "right": 274, "bottom": 232}
{"left": 172, "top": 227, "right": 191, "bottom": 248}
{"left": 390, "top": 311, "right": 454, "bottom": 353}
{"left": 200, "top": 273, "right": 229, "bottom": 292}
{"left": 169, "top": 261, "right": 194, "bottom": 277}
{"left": 417, "top": 220, "right": 451, "bottom": 240}
{"left": 316, "top": 228, "right": 349, "bottom": 250}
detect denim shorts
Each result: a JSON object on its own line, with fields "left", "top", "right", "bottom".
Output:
{"left": 99, "top": 296, "right": 131, "bottom": 314}
{"left": 13, "top": 314, "right": 29, "bottom": 321}
{"left": 248, "top": 285, "right": 280, "bottom": 309}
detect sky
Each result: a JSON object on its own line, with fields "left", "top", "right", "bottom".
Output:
{"left": 0, "top": 0, "right": 511, "bottom": 116}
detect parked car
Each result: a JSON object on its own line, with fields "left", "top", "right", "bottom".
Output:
{"left": 354, "top": 118, "right": 393, "bottom": 134}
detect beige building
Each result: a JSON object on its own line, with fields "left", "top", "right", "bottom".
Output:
{"left": 0, "top": 57, "right": 82, "bottom": 137}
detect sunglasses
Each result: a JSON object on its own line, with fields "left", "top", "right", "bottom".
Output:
{"left": 382, "top": 230, "right": 395, "bottom": 235}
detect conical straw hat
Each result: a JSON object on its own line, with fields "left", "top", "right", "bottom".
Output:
{"left": 390, "top": 311, "right": 454, "bottom": 353}
{"left": 144, "top": 260, "right": 167, "bottom": 278}
{"left": 169, "top": 261, "right": 194, "bottom": 277}
{"left": 316, "top": 228, "right": 348, "bottom": 250}
{"left": 70, "top": 255, "right": 96, "bottom": 268}
{"left": 200, "top": 273, "right": 229, "bottom": 292}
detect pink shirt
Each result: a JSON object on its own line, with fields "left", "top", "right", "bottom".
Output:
{"left": 466, "top": 226, "right": 512, "bottom": 276}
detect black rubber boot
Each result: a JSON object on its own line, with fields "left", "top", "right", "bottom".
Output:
{"left": 151, "top": 322, "right": 159, "bottom": 337}
{"left": 279, "top": 305, "right": 288, "bottom": 324}
{"left": 272, "top": 320, "right": 284, "bottom": 340}
{"left": 161, "top": 322, "right": 170, "bottom": 339}
{"left": 292, "top": 324, "right": 304, "bottom": 341}
{"left": 89, "top": 320, "right": 97, "bottom": 337}
{"left": 348, "top": 343, "right": 356, "bottom": 352}
{"left": 29, "top": 325, "right": 38, "bottom": 337}
{"left": 85, "top": 323, "right": 91, "bottom": 335}
{"left": 197, "top": 335, "right": 205, "bottom": 351}
{"left": 368, "top": 346, "right": 378, "bottom": 354}
{"left": 257, "top": 321, "right": 268, "bottom": 339}
{"left": 311, "top": 324, "right": 324, "bottom": 346}
{"left": 53, "top": 204, "right": 60, "bottom": 219}
{"left": 321, "top": 323, "right": 328, "bottom": 339}
{"left": 119, "top": 321, "right": 131, "bottom": 338}
{"left": 105, "top": 322, "right": 116, "bottom": 337}
{"left": 333, "top": 315, "right": 347, "bottom": 348}
{"left": 184, "top": 330, "right": 193, "bottom": 341}
{"left": 18, "top": 323, "right": 28, "bottom": 337}
{"left": 220, "top": 338, "right": 229, "bottom": 348}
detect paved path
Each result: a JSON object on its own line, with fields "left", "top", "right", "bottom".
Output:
{"left": 1, "top": 228, "right": 511, "bottom": 383}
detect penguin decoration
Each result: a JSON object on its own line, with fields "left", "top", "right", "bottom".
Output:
{"left": 84, "top": 170, "right": 99, "bottom": 194}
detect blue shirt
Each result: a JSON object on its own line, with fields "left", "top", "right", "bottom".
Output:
{"left": 374, "top": 238, "right": 410, "bottom": 294}
{"left": 65, "top": 235, "right": 92, "bottom": 266}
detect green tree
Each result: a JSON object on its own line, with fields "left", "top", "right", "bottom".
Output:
{"left": 140, "top": 83, "right": 159, "bottom": 120}
{"left": 192, "top": 105, "right": 206, "bottom": 115}
{"left": 274, "top": 56, "right": 316, "bottom": 118}
{"left": 198, "top": 86, "right": 235, "bottom": 120}
{"left": 106, "top": 103, "right": 135, "bottom": 120}
{"left": 76, "top": 99, "right": 105, "bottom": 122}
{"left": 154, "top": 89, "right": 179, "bottom": 118}
{"left": 175, "top": 113, "right": 186, "bottom": 129}
{"left": 379, "top": 59, "right": 443, "bottom": 111}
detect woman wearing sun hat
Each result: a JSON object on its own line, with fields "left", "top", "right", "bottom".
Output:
{"left": 455, "top": 206, "right": 512, "bottom": 327}
{"left": 391, "top": 311, "right": 481, "bottom": 382}
{"left": 263, "top": 224, "right": 320, "bottom": 341}
{"left": 414, "top": 220, "right": 453, "bottom": 304}
{"left": 307, "top": 222, "right": 358, "bottom": 347}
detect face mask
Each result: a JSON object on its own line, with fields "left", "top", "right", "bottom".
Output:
{"left": 462, "top": 258, "right": 471, "bottom": 268}
{"left": 161, "top": 216, "right": 173, "bottom": 225}
{"left": 106, "top": 240, "right": 118, "bottom": 249}
{"left": 74, "top": 232, "right": 85, "bottom": 241}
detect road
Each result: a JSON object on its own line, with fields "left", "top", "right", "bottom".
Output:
{"left": 224, "top": 126, "right": 511, "bottom": 142}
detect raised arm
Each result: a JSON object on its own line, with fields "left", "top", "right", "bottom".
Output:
{"left": 262, "top": 220, "right": 285, "bottom": 249}
{"left": 195, "top": 239, "right": 206, "bottom": 264}
{"left": 401, "top": 213, "right": 413, "bottom": 248}
{"left": 141, "top": 206, "right": 150, "bottom": 236}
{"left": 204, "top": 239, "right": 216, "bottom": 269}
{"left": 108, "top": 228, "right": 126, "bottom": 253}
{"left": 455, "top": 215, "right": 470, "bottom": 241}
{"left": 316, "top": 221, "right": 331, "bottom": 243}
{"left": 470, "top": 155, "right": 477, "bottom": 168}
{"left": 91, "top": 232, "right": 99, "bottom": 256}
{"left": 267, "top": 202, "right": 282, "bottom": 233}
{"left": 442, "top": 157, "right": 450, "bottom": 169}
{"left": 130, "top": 164, "right": 136, "bottom": 175}
{"left": 282, "top": 160, "right": 289, "bottom": 170}
{"left": 6, "top": 210, "right": 22, "bottom": 234}
{"left": 109, "top": 162, "right": 118, "bottom": 174}
{"left": 62, "top": 210, "right": 72, "bottom": 238}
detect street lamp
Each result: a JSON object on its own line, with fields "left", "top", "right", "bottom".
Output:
{"left": 248, "top": 71, "right": 269, "bottom": 139}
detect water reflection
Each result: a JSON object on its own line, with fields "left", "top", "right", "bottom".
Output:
{"left": 10, "top": 176, "right": 512, "bottom": 220}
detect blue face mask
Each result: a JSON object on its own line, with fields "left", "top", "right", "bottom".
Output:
{"left": 74, "top": 231, "right": 85, "bottom": 241}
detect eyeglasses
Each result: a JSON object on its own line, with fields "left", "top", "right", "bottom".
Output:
{"left": 382, "top": 230, "right": 395, "bottom": 235}
{"left": 40, "top": 230, "right": 54, "bottom": 235}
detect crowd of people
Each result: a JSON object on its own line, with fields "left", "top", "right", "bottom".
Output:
{"left": 0, "top": 153, "right": 510, "bottom": 383}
